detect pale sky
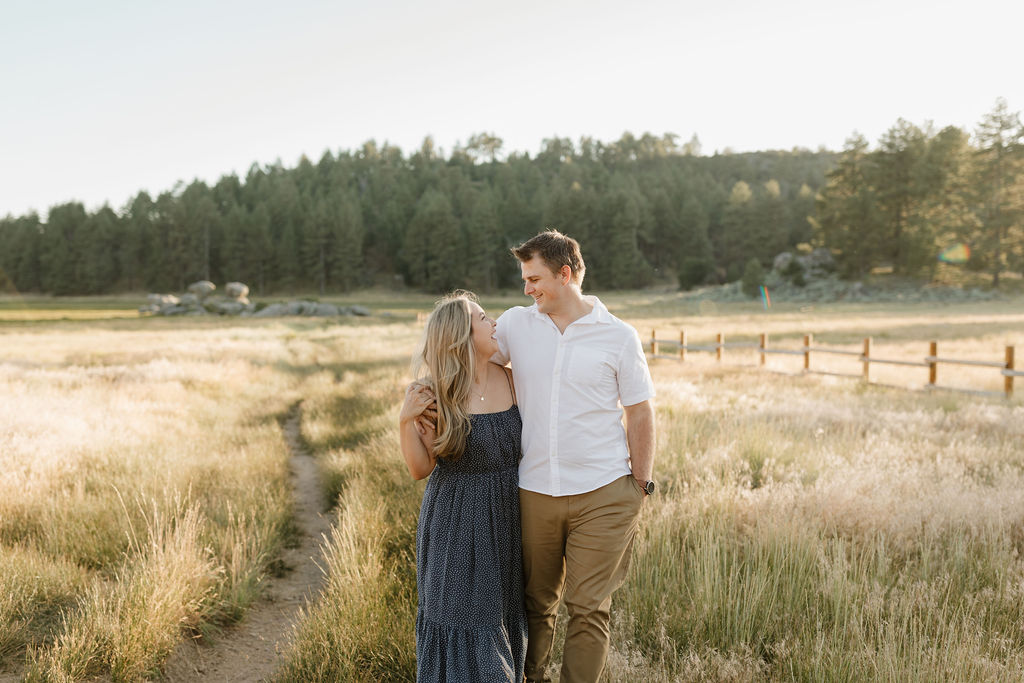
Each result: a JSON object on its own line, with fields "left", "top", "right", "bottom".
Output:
{"left": 2, "top": 0, "right": 1022, "bottom": 219}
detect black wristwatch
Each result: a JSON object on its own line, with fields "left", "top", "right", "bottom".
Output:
{"left": 637, "top": 479, "right": 655, "bottom": 496}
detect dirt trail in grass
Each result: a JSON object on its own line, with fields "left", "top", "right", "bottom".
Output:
{"left": 162, "top": 402, "right": 332, "bottom": 682}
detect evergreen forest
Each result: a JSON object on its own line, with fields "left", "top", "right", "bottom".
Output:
{"left": 1, "top": 100, "right": 1022, "bottom": 296}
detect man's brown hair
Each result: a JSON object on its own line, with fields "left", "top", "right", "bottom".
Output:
{"left": 511, "top": 230, "right": 586, "bottom": 285}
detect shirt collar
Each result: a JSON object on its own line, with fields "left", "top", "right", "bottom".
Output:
{"left": 582, "top": 295, "right": 611, "bottom": 324}
{"left": 527, "top": 294, "right": 610, "bottom": 325}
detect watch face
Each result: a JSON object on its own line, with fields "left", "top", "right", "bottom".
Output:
{"left": 643, "top": 480, "right": 655, "bottom": 495}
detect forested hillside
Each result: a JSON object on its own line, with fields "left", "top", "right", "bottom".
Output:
{"left": 2, "top": 99, "right": 1022, "bottom": 296}
{"left": 816, "top": 100, "right": 1024, "bottom": 286}
{"left": 0, "top": 133, "right": 831, "bottom": 295}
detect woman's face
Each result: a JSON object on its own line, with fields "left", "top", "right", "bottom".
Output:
{"left": 467, "top": 301, "right": 497, "bottom": 356}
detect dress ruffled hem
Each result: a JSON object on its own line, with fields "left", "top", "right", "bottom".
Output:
{"left": 416, "top": 611, "right": 525, "bottom": 683}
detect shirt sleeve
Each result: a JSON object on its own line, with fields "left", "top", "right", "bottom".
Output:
{"left": 492, "top": 308, "right": 513, "bottom": 366}
{"left": 617, "top": 326, "right": 656, "bottom": 406}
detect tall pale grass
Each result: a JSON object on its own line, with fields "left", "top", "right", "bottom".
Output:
{"left": 6, "top": 301, "right": 1023, "bottom": 680}
{"left": 0, "top": 546, "right": 87, "bottom": 662}
{"left": 276, "top": 303, "right": 1024, "bottom": 682}
{"left": 607, "top": 362, "right": 1024, "bottom": 681}
{"left": 0, "top": 321, "right": 329, "bottom": 678}
{"left": 274, "top": 326, "right": 421, "bottom": 681}
{"left": 25, "top": 499, "right": 218, "bottom": 682}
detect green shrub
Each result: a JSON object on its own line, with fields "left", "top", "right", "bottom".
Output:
{"left": 678, "top": 258, "right": 712, "bottom": 290}
{"left": 741, "top": 258, "right": 765, "bottom": 298}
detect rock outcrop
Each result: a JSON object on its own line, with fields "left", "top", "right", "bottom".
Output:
{"left": 686, "top": 251, "right": 1001, "bottom": 304}
{"left": 140, "top": 282, "right": 373, "bottom": 317}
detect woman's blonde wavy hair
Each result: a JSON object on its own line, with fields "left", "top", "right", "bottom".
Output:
{"left": 413, "top": 290, "right": 478, "bottom": 460}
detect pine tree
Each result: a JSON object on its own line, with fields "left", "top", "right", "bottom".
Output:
{"left": 330, "top": 190, "right": 364, "bottom": 291}
{"left": 78, "top": 206, "right": 120, "bottom": 293}
{"left": 874, "top": 120, "right": 930, "bottom": 274}
{"left": 403, "top": 190, "right": 463, "bottom": 292}
{"left": 595, "top": 175, "right": 650, "bottom": 289}
{"left": 463, "top": 188, "right": 502, "bottom": 291}
{"left": 39, "top": 202, "right": 87, "bottom": 295}
{"left": 814, "top": 134, "right": 885, "bottom": 278}
{"left": 971, "top": 98, "right": 1024, "bottom": 287}
{"left": 717, "top": 180, "right": 756, "bottom": 275}
{"left": 0, "top": 214, "right": 42, "bottom": 292}
{"left": 122, "top": 192, "right": 156, "bottom": 291}
{"left": 676, "top": 196, "right": 714, "bottom": 289}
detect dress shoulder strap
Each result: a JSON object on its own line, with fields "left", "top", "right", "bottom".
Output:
{"left": 502, "top": 366, "right": 517, "bottom": 405}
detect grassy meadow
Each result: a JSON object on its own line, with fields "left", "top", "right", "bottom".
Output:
{"left": 1, "top": 292, "right": 1022, "bottom": 681}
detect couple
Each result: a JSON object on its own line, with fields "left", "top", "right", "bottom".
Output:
{"left": 399, "top": 230, "right": 657, "bottom": 683}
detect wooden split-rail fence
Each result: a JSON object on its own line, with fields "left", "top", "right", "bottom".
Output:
{"left": 648, "top": 330, "right": 1020, "bottom": 399}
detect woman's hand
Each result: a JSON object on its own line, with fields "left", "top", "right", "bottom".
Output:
{"left": 399, "top": 382, "right": 438, "bottom": 479}
{"left": 400, "top": 382, "right": 435, "bottom": 426}
{"left": 404, "top": 381, "right": 438, "bottom": 434}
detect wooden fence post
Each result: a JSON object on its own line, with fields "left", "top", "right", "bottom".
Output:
{"left": 1007, "top": 345, "right": 1015, "bottom": 399}
{"left": 929, "top": 341, "right": 938, "bottom": 386}
{"left": 863, "top": 337, "right": 871, "bottom": 381}
{"left": 644, "top": 329, "right": 1010, "bottom": 398}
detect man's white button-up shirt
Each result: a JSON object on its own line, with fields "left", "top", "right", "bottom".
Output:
{"left": 494, "top": 296, "right": 655, "bottom": 497}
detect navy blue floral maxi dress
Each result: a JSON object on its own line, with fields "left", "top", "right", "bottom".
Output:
{"left": 415, "top": 405, "right": 527, "bottom": 683}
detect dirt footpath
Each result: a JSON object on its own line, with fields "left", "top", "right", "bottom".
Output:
{"left": 162, "top": 402, "right": 333, "bottom": 682}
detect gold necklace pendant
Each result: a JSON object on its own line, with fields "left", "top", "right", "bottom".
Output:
{"left": 474, "top": 370, "right": 490, "bottom": 403}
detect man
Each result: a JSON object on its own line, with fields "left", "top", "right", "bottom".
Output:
{"left": 493, "top": 229, "right": 656, "bottom": 683}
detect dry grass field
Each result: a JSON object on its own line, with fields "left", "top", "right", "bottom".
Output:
{"left": 1, "top": 292, "right": 1022, "bottom": 681}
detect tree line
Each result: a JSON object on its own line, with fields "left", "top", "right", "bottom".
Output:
{"left": 1, "top": 100, "right": 1021, "bottom": 297}
{"left": 815, "top": 99, "right": 1024, "bottom": 286}
{"left": 0, "top": 133, "right": 830, "bottom": 296}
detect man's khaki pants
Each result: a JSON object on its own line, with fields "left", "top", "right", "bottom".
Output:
{"left": 520, "top": 474, "right": 645, "bottom": 683}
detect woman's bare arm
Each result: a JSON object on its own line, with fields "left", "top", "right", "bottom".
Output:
{"left": 399, "top": 383, "right": 437, "bottom": 479}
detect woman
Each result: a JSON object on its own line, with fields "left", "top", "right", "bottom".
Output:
{"left": 399, "top": 291, "right": 527, "bottom": 683}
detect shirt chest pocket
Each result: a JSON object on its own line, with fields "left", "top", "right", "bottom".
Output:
{"left": 567, "top": 346, "right": 616, "bottom": 391}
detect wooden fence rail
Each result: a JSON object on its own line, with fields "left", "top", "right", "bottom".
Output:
{"left": 649, "top": 329, "right": 1019, "bottom": 399}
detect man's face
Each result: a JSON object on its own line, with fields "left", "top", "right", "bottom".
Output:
{"left": 521, "top": 256, "right": 567, "bottom": 314}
